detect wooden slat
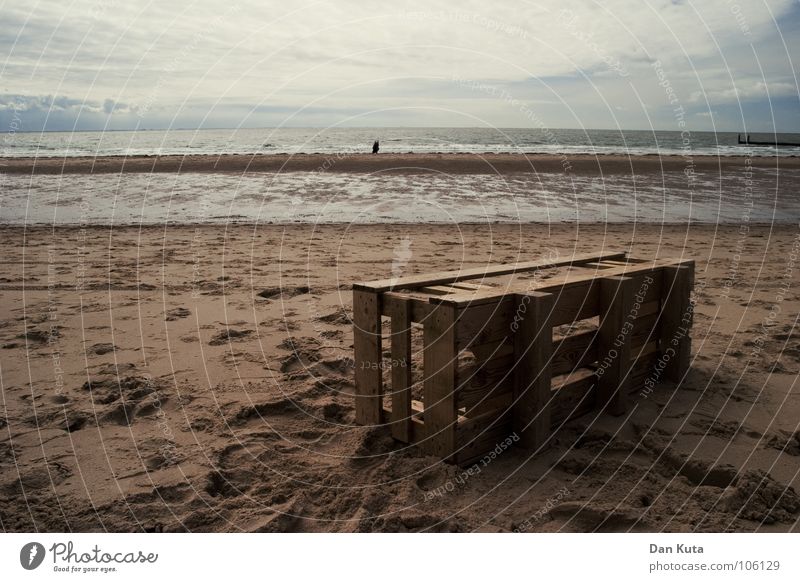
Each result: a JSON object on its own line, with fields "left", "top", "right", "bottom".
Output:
{"left": 630, "top": 312, "right": 659, "bottom": 347}
{"left": 597, "top": 276, "right": 634, "bottom": 415}
{"left": 436, "top": 257, "right": 683, "bottom": 310}
{"left": 456, "top": 366, "right": 514, "bottom": 407}
{"left": 456, "top": 298, "right": 516, "bottom": 348}
{"left": 583, "top": 262, "right": 617, "bottom": 269}
{"left": 390, "top": 297, "right": 413, "bottom": 442}
{"left": 660, "top": 262, "right": 694, "bottom": 382}
{"left": 637, "top": 300, "right": 660, "bottom": 318}
{"left": 449, "top": 282, "right": 487, "bottom": 291}
{"left": 382, "top": 292, "right": 434, "bottom": 322}
{"left": 464, "top": 391, "right": 513, "bottom": 417}
{"left": 552, "top": 329, "right": 598, "bottom": 376}
{"left": 423, "top": 303, "right": 458, "bottom": 459}
{"left": 550, "top": 368, "right": 597, "bottom": 425}
{"left": 420, "top": 285, "right": 462, "bottom": 295}
{"left": 628, "top": 352, "right": 659, "bottom": 394}
{"left": 547, "top": 280, "right": 600, "bottom": 326}
{"left": 513, "top": 292, "right": 554, "bottom": 450}
{"left": 354, "top": 289, "right": 382, "bottom": 425}
{"left": 354, "top": 251, "right": 628, "bottom": 292}
{"left": 469, "top": 337, "right": 514, "bottom": 362}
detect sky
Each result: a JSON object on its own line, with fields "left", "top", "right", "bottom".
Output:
{"left": 1, "top": 0, "right": 798, "bottom": 132}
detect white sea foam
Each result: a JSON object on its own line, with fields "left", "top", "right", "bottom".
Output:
{"left": 2, "top": 169, "right": 798, "bottom": 225}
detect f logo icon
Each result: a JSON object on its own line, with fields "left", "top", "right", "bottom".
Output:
{"left": 20, "top": 542, "right": 46, "bottom": 570}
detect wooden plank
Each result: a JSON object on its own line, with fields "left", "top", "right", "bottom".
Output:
{"left": 660, "top": 262, "right": 694, "bottom": 382}
{"left": 390, "top": 297, "right": 413, "bottom": 442}
{"left": 456, "top": 298, "right": 515, "bottom": 348}
{"left": 423, "top": 303, "right": 458, "bottom": 459}
{"left": 631, "top": 311, "right": 660, "bottom": 348}
{"left": 637, "top": 300, "right": 660, "bottom": 318}
{"left": 547, "top": 280, "right": 600, "bottom": 326}
{"left": 597, "top": 276, "right": 634, "bottom": 416}
{"left": 456, "top": 350, "right": 515, "bottom": 384}
{"left": 552, "top": 329, "right": 598, "bottom": 376}
{"left": 354, "top": 251, "right": 628, "bottom": 292}
{"left": 513, "top": 292, "right": 555, "bottom": 450}
{"left": 454, "top": 419, "right": 513, "bottom": 466}
{"left": 583, "top": 262, "right": 617, "bottom": 269}
{"left": 469, "top": 337, "right": 514, "bottom": 362}
{"left": 628, "top": 352, "right": 659, "bottom": 394}
{"left": 454, "top": 280, "right": 599, "bottom": 348}
{"left": 550, "top": 369, "right": 597, "bottom": 425}
{"left": 382, "top": 292, "right": 434, "bottom": 322}
{"left": 435, "top": 257, "right": 683, "bottom": 309}
{"left": 382, "top": 407, "right": 426, "bottom": 443}
{"left": 354, "top": 289, "right": 382, "bottom": 425}
{"left": 420, "top": 285, "right": 463, "bottom": 296}
{"left": 464, "top": 391, "right": 513, "bottom": 417}
{"left": 449, "top": 282, "right": 487, "bottom": 291}
{"left": 457, "top": 374, "right": 514, "bottom": 410}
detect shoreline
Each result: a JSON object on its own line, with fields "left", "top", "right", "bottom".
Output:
{"left": 1, "top": 220, "right": 796, "bottom": 229}
{"left": 2, "top": 152, "right": 797, "bottom": 175}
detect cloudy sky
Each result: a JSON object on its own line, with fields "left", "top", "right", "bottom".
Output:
{"left": 1, "top": 0, "right": 798, "bottom": 132}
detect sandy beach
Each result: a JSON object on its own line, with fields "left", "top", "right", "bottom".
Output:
{"left": 2, "top": 153, "right": 798, "bottom": 176}
{"left": 1, "top": 221, "right": 799, "bottom": 532}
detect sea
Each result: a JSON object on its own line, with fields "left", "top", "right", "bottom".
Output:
{"left": 2, "top": 128, "right": 800, "bottom": 225}
{"left": 3, "top": 127, "right": 800, "bottom": 158}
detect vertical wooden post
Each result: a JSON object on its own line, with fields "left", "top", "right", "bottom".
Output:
{"left": 513, "top": 292, "right": 555, "bottom": 450}
{"left": 423, "top": 302, "right": 457, "bottom": 459}
{"left": 390, "top": 297, "right": 412, "bottom": 442}
{"left": 598, "top": 276, "right": 634, "bottom": 415}
{"left": 354, "top": 289, "right": 382, "bottom": 425}
{"left": 660, "top": 262, "right": 694, "bottom": 382}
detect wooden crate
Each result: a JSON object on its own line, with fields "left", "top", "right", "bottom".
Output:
{"left": 353, "top": 252, "right": 694, "bottom": 464}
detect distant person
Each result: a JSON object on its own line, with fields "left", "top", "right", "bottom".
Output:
{"left": 372, "top": 140, "right": 380, "bottom": 154}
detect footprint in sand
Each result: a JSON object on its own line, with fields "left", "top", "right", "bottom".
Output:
{"left": 87, "top": 343, "right": 118, "bottom": 355}
{"left": 208, "top": 328, "right": 253, "bottom": 346}
{"left": 165, "top": 307, "right": 191, "bottom": 321}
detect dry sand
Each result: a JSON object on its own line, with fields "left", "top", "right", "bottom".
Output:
{"left": 2, "top": 153, "right": 797, "bottom": 175}
{"left": 1, "top": 222, "right": 799, "bottom": 532}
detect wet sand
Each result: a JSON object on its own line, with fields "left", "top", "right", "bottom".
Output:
{"left": 2, "top": 153, "right": 797, "bottom": 176}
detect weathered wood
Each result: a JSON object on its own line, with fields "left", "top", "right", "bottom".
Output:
{"left": 552, "top": 330, "right": 598, "bottom": 376}
{"left": 456, "top": 298, "right": 516, "bottom": 348}
{"left": 355, "top": 251, "right": 628, "bottom": 292}
{"left": 449, "top": 282, "right": 488, "bottom": 291}
{"left": 390, "top": 297, "right": 413, "bottom": 442}
{"left": 469, "top": 337, "right": 514, "bottom": 362}
{"left": 437, "top": 258, "right": 682, "bottom": 313}
{"left": 423, "top": 303, "right": 458, "bottom": 459}
{"left": 547, "top": 280, "right": 600, "bottom": 326}
{"left": 382, "top": 406, "right": 426, "bottom": 443}
{"left": 513, "top": 292, "right": 555, "bottom": 450}
{"left": 382, "top": 292, "right": 434, "bottom": 322}
{"left": 354, "top": 289, "right": 382, "bottom": 425}
{"left": 464, "top": 391, "right": 513, "bottom": 417}
{"left": 597, "top": 276, "right": 634, "bottom": 416}
{"left": 637, "top": 300, "right": 660, "bottom": 318}
{"left": 457, "top": 372, "right": 513, "bottom": 410}
{"left": 550, "top": 368, "right": 597, "bottom": 425}
{"left": 628, "top": 351, "right": 659, "bottom": 394}
{"left": 355, "top": 255, "right": 695, "bottom": 464}
{"left": 660, "top": 263, "right": 694, "bottom": 382}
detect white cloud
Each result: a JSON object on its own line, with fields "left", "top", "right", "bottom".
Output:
{"left": 1, "top": 0, "right": 798, "bottom": 130}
